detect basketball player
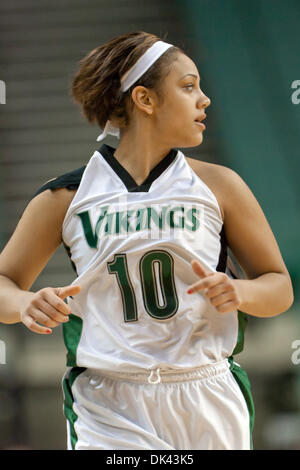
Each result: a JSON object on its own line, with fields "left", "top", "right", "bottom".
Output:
{"left": 0, "top": 32, "right": 294, "bottom": 450}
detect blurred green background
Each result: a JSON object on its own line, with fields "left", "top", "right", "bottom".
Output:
{"left": 0, "top": 0, "right": 299, "bottom": 450}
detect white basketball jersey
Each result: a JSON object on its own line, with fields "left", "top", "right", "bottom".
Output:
{"left": 62, "top": 144, "right": 241, "bottom": 372}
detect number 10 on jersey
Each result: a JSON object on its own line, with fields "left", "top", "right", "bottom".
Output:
{"left": 107, "top": 250, "right": 179, "bottom": 322}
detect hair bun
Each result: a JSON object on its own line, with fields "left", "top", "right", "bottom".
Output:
{"left": 112, "top": 76, "right": 120, "bottom": 88}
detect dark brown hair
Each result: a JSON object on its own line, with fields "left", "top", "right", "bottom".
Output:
{"left": 70, "top": 31, "right": 185, "bottom": 130}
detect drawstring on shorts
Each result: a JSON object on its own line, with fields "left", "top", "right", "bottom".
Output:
{"left": 147, "top": 368, "right": 161, "bottom": 384}
{"left": 88, "top": 359, "right": 230, "bottom": 385}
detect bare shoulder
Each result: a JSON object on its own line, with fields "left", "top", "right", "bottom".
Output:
{"left": 185, "top": 156, "right": 292, "bottom": 282}
{"left": 28, "top": 186, "right": 77, "bottom": 231}
{"left": 185, "top": 156, "right": 237, "bottom": 221}
{"left": 35, "top": 186, "right": 77, "bottom": 208}
{"left": 0, "top": 187, "right": 77, "bottom": 290}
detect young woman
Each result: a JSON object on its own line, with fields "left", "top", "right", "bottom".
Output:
{"left": 0, "top": 31, "right": 293, "bottom": 450}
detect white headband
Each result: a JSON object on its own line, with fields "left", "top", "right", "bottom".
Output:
{"left": 96, "top": 40, "right": 173, "bottom": 142}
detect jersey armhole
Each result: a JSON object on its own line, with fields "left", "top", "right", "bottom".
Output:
{"left": 32, "top": 165, "right": 87, "bottom": 198}
{"left": 185, "top": 157, "right": 246, "bottom": 280}
{"left": 31, "top": 165, "right": 86, "bottom": 275}
{"left": 185, "top": 157, "right": 224, "bottom": 223}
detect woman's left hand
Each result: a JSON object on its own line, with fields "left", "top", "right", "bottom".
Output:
{"left": 187, "top": 259, "right": 243, "bottom": 314}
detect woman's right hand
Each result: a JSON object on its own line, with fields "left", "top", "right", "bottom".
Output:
{"left": 20, "top": 285, "right": 81, "bottom": 334}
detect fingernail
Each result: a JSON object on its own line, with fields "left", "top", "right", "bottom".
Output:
{"left": 46, "top": 329, "right": 52, "bottom": 334}
{"left": 187, "top": 289, "right": 193, "bottom": 294}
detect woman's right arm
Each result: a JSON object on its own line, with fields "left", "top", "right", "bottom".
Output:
{"left": 0, "top": 187, "right": 80, "bottom": 333}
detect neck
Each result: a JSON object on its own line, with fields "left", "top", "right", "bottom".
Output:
{"left": 113, "top": 121, "right": 172, "bottom": 186}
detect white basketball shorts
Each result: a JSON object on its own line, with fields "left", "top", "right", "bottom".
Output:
{"left": 62, "top": 358, "right": 254, "bottom": 450}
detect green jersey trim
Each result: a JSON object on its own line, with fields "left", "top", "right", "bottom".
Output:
{"left": 62, "top": 367, "right": 86, "bottom": 450}
{"left": 228, "top": 357, "right": 255, "bottom": 449}
{"left": 63, "top": 314, "right": 83, "bottom": 367}
{"left": 233, "top": 310, "right": 248, "bottom": 356}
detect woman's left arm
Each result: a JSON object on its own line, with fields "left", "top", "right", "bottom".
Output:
{"left": 187, "top": 165, "right": 294, "bottom": 318}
